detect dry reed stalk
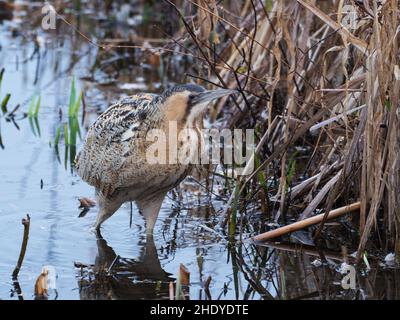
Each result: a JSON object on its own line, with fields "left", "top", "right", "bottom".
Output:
{"left": 175, "top": 264, "right": 190, "bottom": 300}
{"left": 169, "top": 0, "right": 400, "bottom": 256}
{"left": 299, "top": 170, "right": 342, "bottom": 220}
{"left": 252, "top": 202, "right": 361, "bottom": 242}
{"left": 169, "top": 282, "right": 174, "bottom": 300}
{"left": 12, "top": 215, "right": 31, "bottom": 280}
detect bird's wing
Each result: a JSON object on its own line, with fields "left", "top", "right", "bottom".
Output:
{"left": 75, "top": 93, "right": 160, "bottom": 196}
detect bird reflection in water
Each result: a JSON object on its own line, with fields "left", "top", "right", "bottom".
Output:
{"left": 76, "top": 233, "right": 173, "bottom": 300}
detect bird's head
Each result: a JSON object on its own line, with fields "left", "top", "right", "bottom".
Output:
{"left": 161, "top": 84, "right": 234, "bottom": 127}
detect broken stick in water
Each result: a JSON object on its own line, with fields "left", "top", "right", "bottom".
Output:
{"left": 252, "top": 202, "right": 361, "bottom": 243}
{"left": 11, "top": 214, "right": 31, "bottom": 300}
{"left": 12, "top": 214, "right": 31, "bottom": 279}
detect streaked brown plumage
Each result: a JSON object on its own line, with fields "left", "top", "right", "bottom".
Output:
{"left": 75, "top": 84, "right": 233, "bottom": 233}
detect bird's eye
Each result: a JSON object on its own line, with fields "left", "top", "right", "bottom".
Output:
{"left": 188, "top": 94, "right": 198, "bottom": 107}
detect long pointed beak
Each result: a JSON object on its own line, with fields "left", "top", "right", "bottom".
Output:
{"left": 191, "top": 89, "right": 235, "bottom": 105}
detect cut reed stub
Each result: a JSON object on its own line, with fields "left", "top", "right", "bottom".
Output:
{"left": 175, "top": 263, "right": 190, "bottom": 300}
{"left": 34, "top": 269, "right": 49, "bottom": 300}
{"left": 252, "top": 202, "right": 361, "bottom": 243}
{"left": 169, "top": 282, "right": 174, "bottom": 300}
{"left": 179, "top": 264, "right": 190, "bottom": 286}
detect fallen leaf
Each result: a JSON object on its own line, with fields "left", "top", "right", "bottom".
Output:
{"left": 78, "top": 197, "right": 96, "bottom": 209}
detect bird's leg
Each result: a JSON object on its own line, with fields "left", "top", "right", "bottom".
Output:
{"left": 136, "top": 192, "right": 166, "bottom": 235}
{"left": 94, "top": 193, "right": 122, "bottom": 231}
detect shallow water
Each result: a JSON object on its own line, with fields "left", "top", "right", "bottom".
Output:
{"left": 1, "top": 1, "right": 399, "bottom": 300}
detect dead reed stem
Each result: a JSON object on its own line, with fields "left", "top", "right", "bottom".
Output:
{"left": 12, "top": 214, "right": 31, "bottom": 280}
{"left": 252, "top": 202, "right": 361, "bottom": 242}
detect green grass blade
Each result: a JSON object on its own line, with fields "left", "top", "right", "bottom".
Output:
{"left": 1, "top": 93, "right": 11, "bottom": 114}
{"left": 73, "top": 91, "right": 83, "bottom": 116}
{"left": 229, "top": 247, "right": 240, "bottom": 300}
{"left": 28, "top": 96, "right": 36, "bottom": 118}
{"left": 64, "top": 145, "right": 69, "bottom": 170}
{"left": 34, "top": 116, "right": 41, "bottom": 137}
{"left": 70, "top": 144, "right": 76, "bottom": 172}
{"left": 69, "top": 117, "right": 77, "bottom": 147}
{"left": 54, "top": 145, "right": 61, "bottom": 163}
{"left": 68, "top": 78, "right": 76, "bottom": 118}
{"left": 34, "top": 96, "right": 41, "bottom": 117}
{"left": 28, "top": 116, "right": 36, "bottom": 136}
{"left": 64, "top": 123, "right": 69, "bottom": 146}
{"left": 54, "top": 126, "right": 61, "bottom": 147}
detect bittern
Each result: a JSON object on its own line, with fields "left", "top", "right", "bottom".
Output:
{"left": 75, "top": 84, "right": 233, "bottom": 234}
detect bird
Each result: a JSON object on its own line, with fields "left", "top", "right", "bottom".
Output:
{"left": 75, "top": 84, "right": 233, "bottom": 234}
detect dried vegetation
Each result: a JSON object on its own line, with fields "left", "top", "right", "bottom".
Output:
{"left": 167, "top": 0, "right": 400, "bottom": 260}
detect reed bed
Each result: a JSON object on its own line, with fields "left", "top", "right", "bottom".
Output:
{"left": 166, "top": 0, "right": 400, "bottom": 260}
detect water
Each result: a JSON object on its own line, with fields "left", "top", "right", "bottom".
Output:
{"left": 1, "top": 1, "right": 399, "bottom": 301}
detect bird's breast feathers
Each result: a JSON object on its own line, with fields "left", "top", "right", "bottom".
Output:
{"left": 75, "top": 93, "right": 199, "bottom": 197}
